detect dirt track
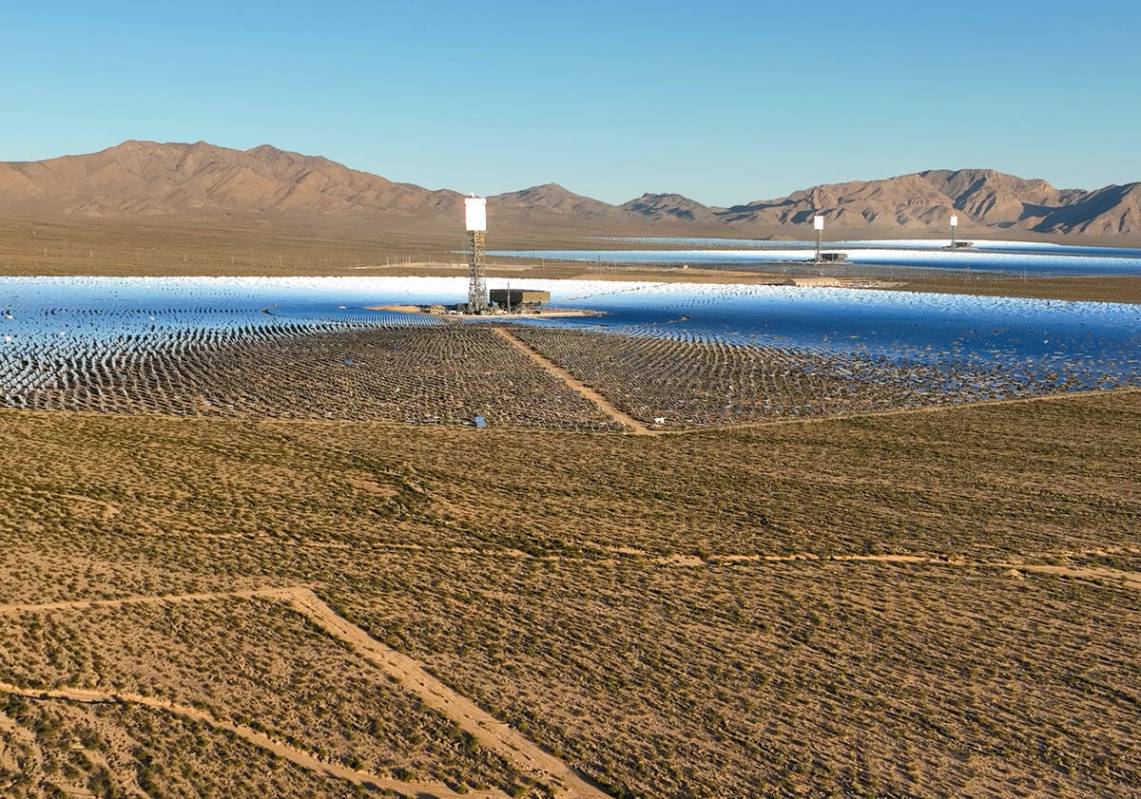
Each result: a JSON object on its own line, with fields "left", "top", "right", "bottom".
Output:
{"left": 287, "top": 588, "right": 611, "bottom": 799}
{"left": 0, "top": 585, "right": 609, "bottom": 799}
{"left": 0, "top": 586, "right": 299, "bottom": 615}
{"left": 490, "top": 326, "right": 651, "bottom": 435}
{"left": 0, "top": 546, "right": 1135, "bottom": 799}
{"left": 677, "top": 385, "right": 1141, "bottom": 436}
{"left": 684, "top": 551, "right": 1141, "bottom": 590}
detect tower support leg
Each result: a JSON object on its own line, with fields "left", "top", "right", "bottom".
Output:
{"left": 467, "top": 230, "right": 487, "bottom": 312}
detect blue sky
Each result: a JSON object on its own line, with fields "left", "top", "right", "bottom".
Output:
{"left": 2, "top": 1, "right": 1139, "bottom": 204}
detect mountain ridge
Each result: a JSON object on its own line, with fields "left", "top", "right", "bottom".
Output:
{"left": 0, "top": 140, "right": 1138, "bottom": 239}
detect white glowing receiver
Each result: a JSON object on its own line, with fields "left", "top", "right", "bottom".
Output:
{"left": 465, "top": 196, "right": 487, "bottom": 232}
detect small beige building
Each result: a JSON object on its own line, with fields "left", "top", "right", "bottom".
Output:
{"left": 490, "top": 289, "right": 550, "bottom": 309}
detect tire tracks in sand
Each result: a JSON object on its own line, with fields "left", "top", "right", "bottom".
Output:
{"left": 593, "top": 546, "right": 1141, "bottom": 589}
{"left": 287, "top": 588, "right": 611, "bottom": 799}
{"left": 3, "top": 548, "right": 1133, "bottom": 799}
{"left": 0, "top": 585, "right": 608, "bottom": 799}
{"left": 0, "top": 586, "right": 300, "bottom": 616}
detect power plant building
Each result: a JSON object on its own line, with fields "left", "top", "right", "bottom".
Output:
{"left": 490, "top": 289, "right": 550, "bottom": 309}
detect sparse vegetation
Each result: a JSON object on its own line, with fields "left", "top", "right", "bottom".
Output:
{"left": 0, "top": 392, "right": 1137, "bottom": 797}
{"left": 0, "top": 598, "right": 522, "bottom": 796}
{"left": 327, "top": 555, "right": 1141, "bottom": 799}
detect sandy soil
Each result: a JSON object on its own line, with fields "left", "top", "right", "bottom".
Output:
{"left": 0, "top": 680, "right": 507, "bottom": 799}
{"left": 287, "top": 588, "right": 609, "bottom": 799}
{"left": 0, "top": 583, "right": 606, "bottom": 799}
{"left": 1, "top": 391, "right": 1138, "bottom": 798}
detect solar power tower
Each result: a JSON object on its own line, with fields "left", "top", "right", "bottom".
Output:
{"left": 813, "top": 214, "right": 824, "bottom": 264}
{"left": 464, "top": 196, "right": 488, "bottom": 312}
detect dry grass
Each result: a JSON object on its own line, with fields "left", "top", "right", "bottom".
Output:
{"left": 0, "top": 699, "right": 366, "bottom": 799}
{"left": 0, "top": 392, "right": 1137, "bottom": 797}
{"left": 0, "top": 598, "right": 523, "bottom": 796}
{"left": 328, "top": 555, "right": 1139, "bottom": 799}
{"left": 2, "top": 393, "right": 1138, "bottom": 566}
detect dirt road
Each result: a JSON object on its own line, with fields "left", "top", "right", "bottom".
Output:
{"left": 0, "top": 586, "right": 299, "bottom": 615}
{"left": 3, "top": 553, "right": 1132, "bottom": 799}
{"left": 287, "top": 588, "right": 612, "bottom": 799}
{"left": 0, "top": 584, "right": 609, "bottom": 799}
{"left": 491, "top": 325, "right": 651, "bottom": 435}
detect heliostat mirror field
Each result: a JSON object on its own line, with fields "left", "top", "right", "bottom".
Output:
{"left": 2, "top": 276, "right": 1137, "bottom": 428}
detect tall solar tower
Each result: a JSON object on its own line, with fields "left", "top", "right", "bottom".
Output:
{"left": 464, "top": 196, "right": 488, "bottom": 312}
{"left": 813, "top": 214, "right": 824, "bottom": 264}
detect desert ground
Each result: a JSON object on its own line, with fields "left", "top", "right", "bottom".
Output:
{"left": 1, "top": 386, "right": 1138, "bottom": 798}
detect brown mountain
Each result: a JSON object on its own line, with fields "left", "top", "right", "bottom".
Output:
{"left": 490, "top": 183, "right": 618, "bottom": 217}
{"left": 620, "top": 193, "right": 723, "bottom": 224}
{"left": 920, "top": 169, "right": 1086, "bottom": 224}
{"left": 719, "top": 173, "right": 956, "bottom": 230}
{"left": 0, "top": 141, "right": 652, "bottom": 235}
{"left": 0, "top": 140, "right": 462, "bottom": 218}
{"left": 718, "top": 169, "right": 1141, "bottom": 238}
{"left": 1031, "top": 183, "right": 1141, "bottom": 237}
{"left": 487, "top": 183, "right": 639, "bottom": 231}
{"left": 0, "top": 141, "right": 1138, "bottom": 241}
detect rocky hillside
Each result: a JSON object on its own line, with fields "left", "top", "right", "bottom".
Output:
{"left": 712, "top": 169, "right": 1140, "bottom": 237}
{"left": 0, "top": 140, "right": 461, "bottom": 218}
{"left": 0, "top": 141, "right": 1137, "bottom": 239}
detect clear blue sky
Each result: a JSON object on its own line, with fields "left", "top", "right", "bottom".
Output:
{"left": 3, "top": 0, "right": 1139, "bottom": 204}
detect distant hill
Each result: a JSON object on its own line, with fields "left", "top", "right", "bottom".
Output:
{"left": 621, "top": 193, "right": 724, "bottom": 224}
{"left": 717, "top": 169, "right": 1141, "bottom": 238}
{"left": 487, "top": 183, "right": 639, "bottom": 230}
{"left": 491, "top": 183, "right": 620, "bottom": 218}
{"left": 0, "top": 141, "right": 1138, "bottom": 240}
{"left": 0, "top": 140, "right": 461, "bottom": 218}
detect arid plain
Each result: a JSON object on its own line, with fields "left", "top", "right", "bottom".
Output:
{"left": 1, "top": 388, "right": 1138, "bottom": 798}
{"left": 1, "top": 142, "right": 1140, "bottom": 798}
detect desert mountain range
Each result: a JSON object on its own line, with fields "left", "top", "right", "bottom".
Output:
{"left": 1, "top": 140, "right": 1138, "bottom": 240}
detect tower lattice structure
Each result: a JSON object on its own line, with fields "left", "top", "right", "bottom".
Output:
{"left": 467, "top": 229, "right": 488, "bottom": 312}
